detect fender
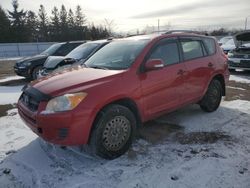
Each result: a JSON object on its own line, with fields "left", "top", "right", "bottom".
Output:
{"left": 201, "top": 70, "right": 226, "bottom": 97}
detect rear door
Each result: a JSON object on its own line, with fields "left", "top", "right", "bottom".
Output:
{"left": 179, "top": 37, "right": 215, "bottom": 103}
{"left": 140, "top": 38, "right": 186, "bottom": 118}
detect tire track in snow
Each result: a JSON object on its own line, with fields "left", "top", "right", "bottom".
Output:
{"left": 9, "top": 158, "right": 41, "bottom": 188}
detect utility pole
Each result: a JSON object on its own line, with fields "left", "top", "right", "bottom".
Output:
{"left": 245, "top": 17, "right": 248, "bottom": 30}
{"left": 158, "top": 19, "right": 160, "bottom": 33}
{"left": 245, "top": 15, "right": 250, "bottom": 30}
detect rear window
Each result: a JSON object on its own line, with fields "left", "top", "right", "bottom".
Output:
{"left": 202, "top": 38, "right": 216, "bottom": 55}
{"left": 181, "top": 40, "right": 203, "bottom": 60}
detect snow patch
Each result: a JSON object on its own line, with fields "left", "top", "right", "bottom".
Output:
{"left": 0, "top": 86, "right": 23, "bottom": 104}
{"left": 0, "top": 76, "right": 24, "bottom": 83}
{"left": 230, "top": 75, "right": 250, "bottom": 84}
{"left": 0, "top": 100, "right": 250, "bottom": 187}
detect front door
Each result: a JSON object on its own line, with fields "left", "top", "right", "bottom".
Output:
{"left": 139, "top": 38, "right": 186, "bottom": 119}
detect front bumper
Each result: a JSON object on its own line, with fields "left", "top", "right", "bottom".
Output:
{"left": 18, "top": 99, "right": 94, "bottom": 146}
{"left": 14, "top": 65, "right": 30, "bottom": 77}
{"left": 228, "top": 58, "right": 250, "bottom": 70}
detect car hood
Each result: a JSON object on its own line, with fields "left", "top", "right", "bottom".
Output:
{"left": 44, "top": 56, "right": 67, "bottom": 69}
{"left": 31, "top": 67, "right": 125, "bottom": 96}
{"left": 18, "top": 54, "right": 48, "bottom": 63}
{"left": 233, "top": 31, "right": 250, "bottom": 48}
{"left": 221, "top": 43, "right": 236, "bottom": 51}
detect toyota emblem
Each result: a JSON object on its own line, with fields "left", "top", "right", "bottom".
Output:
{"left": 23, "top": 95, "right": 29, "bottom": 105}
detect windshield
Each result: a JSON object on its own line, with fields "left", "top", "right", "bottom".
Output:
{"left": 66, "top": 43, "right": 100, "bottom": 60}
{"left": 219, "top": 37, "right": 232, "bottom": 44}
{"left": 224, "top": 39, "right": 235, "bottom": 46}
{"left": 41, "top": 43, "right": 62, "bottom": 55}
{"left": 85, "top": 40, "right": 149, "bottom": 70}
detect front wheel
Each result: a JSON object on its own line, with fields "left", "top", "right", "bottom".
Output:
{"left": 32, "top": 66, "right": 42, "bottom": 80}
{"left": 199, "top": 79, "right": 222, "bottom": 112}
{"left": 89, "top": 104, "right": 136, "bottom": 159}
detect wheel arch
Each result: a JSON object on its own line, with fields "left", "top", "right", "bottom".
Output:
{"left": 212, "top": 74, "right": 226, "bottom": 96}
{"left": 87, "top": 97, "right": 142, "bottom": 143}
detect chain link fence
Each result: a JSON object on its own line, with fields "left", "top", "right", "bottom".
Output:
{"left": 0, "top": 42, "right": 56, "bottom": 59}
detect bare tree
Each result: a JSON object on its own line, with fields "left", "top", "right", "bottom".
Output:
{"left": 104, "top": 18, "right": 116, "bottom": 35}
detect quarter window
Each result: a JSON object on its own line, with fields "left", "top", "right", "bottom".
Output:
{"left": 181, "top": 40, "right": 204, "bottom": 60}
{"left": 149, "top": 42, "right": 180, "bottom": 65}
{"left": 202, "top": 38, "right": 216, "bottom": 55}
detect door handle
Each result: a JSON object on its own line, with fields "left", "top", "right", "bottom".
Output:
{"left": 177, "top": 69, "right": 185, "bottom": 75}
{"left": 208, "top": 62, "right": 214, "bottom": 68}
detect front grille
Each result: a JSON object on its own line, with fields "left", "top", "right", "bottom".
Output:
{"left": 228, "top": 60, "right": 250, "bottom": 68}
{"left": 20, "top": 86, "right": 51, "bottom": 112}
{"left": 231, "top": 54, "right": 250, "bottom": 59}
{"left": 20, "top": 93, "right": 40, "bottom": 111}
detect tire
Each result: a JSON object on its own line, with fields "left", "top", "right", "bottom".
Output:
{"left": 199, "top": 79, "right": 222, "bottom": 112}
{"left": 32, "top": 66, "right": 42, "bottom": 80}
{"left": 89, "top": 104, "right": 136, "bottom": 159}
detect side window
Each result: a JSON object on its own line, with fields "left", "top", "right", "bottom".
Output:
{"left": 68, "top": 43, "right": 80, "bottom": 52}
{"left": 149, "top": 42, "right": 180, "bottom": 65}
{"left": 202, "top": 38, "right": 216, "bottom": 55}
{"left": 181, "top": 40, "right": 204, "bottom": 60}
{"left": 56, "top": 45, "right": 69, "bottom": 56}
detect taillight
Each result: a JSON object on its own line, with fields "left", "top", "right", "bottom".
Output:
{"left": 218, "top": 45, "right": 228, "bottom": 59}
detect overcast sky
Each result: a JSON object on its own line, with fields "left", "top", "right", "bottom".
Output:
{"left": 1, "top": 0, "right": 250, "bottom": 33}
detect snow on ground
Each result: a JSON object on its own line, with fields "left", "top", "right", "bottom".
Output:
{"left": 0, "top": 86, "right": 23, "bottom": 105}
{"left": 0, "top": 57, "right": 22, "bottom": 61}
{"left": 0, "top": 73, "right": 249, "bottom": 188}
{"left": 0, "top": 76, "right": 24, "bottom": 83}
{"left": 0, "top": 100, "right": 249, "bottom": 188}
{"left": 230, "top": 74, "right": 250, "bottom": 84}
{"left": 0, "top": 75, "right": 25, "bottom": 105}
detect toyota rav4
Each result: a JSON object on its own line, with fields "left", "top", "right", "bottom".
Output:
{"left": 18, "top": 31, "right": 229, "bottom": 159}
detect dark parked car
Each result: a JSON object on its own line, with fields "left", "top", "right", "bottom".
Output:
{"left": 39, "top": 40, "right": 110, "bottom": 77}
{"left": 18, "top": 31, "right": 229, "bottom": 159}
{"left": 14, "top": 41, "right": 84, "bottom": 80}
{"left": 228, "top": 31, "right": 250, "bottom": 71}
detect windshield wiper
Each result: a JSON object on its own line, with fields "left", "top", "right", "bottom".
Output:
{"left": 89, "top": 66, "right": 109, "bottom": 70}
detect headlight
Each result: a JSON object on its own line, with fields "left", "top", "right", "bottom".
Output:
{"left": 21, "top": 61, "right": 31, "bottom": 66}
{"left": 43, "top": 92, "right": 87, "bottom": 114}
{"left": 227, "top": 52, "right": 234, "bottom": 58}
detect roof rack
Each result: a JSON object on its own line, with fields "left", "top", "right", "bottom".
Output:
{"left": 151, "top": 30, "right": 208, "bottom": 35}
{"left": 164, "top": 30, "right": 204, "bottom": 35}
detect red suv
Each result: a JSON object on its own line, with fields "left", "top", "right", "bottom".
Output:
{"left": 18, "top": 31, "right": 229, "bottom": 159}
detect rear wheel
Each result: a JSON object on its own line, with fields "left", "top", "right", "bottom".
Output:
{"left": 89, "top": 104, "right": 136, "bottom": 159}
{"left": 199, "top": 79, "right": 222, "bottom": 112}
{"left": 32, "top": 66, "right": 42, "bottom": 80}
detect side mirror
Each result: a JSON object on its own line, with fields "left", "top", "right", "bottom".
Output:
{"left": 145, "top": 59, "right": 164, "bottom": 71}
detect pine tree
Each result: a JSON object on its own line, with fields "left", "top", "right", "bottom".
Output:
{"left": 50, "top": 6, "right": 60, "bottom": 41}
{"left": 26, "top": 11, "right": 38, "bottom": 42}
{"left": 68, "top": 9, "right": 74, "bottom": 27}
{"left": 59, "top": 5, "right": 68, "bottom": 41}
{"left": 67, "top": 9, "right": 76, "bottom": 40}
{"left": 8, "top": 0, "right": 27, "bottom": 42}
{"left": 75, "top": 5, "right": 86, "bottom": 27}
{"left": 38, "top": 4, "right": 49, "bottom": 41}
{"left": 0, "top": 6, "right": 11, "bottom": 42}
{"left": 74, "top": 5, "right": 87, "bottom": 40}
